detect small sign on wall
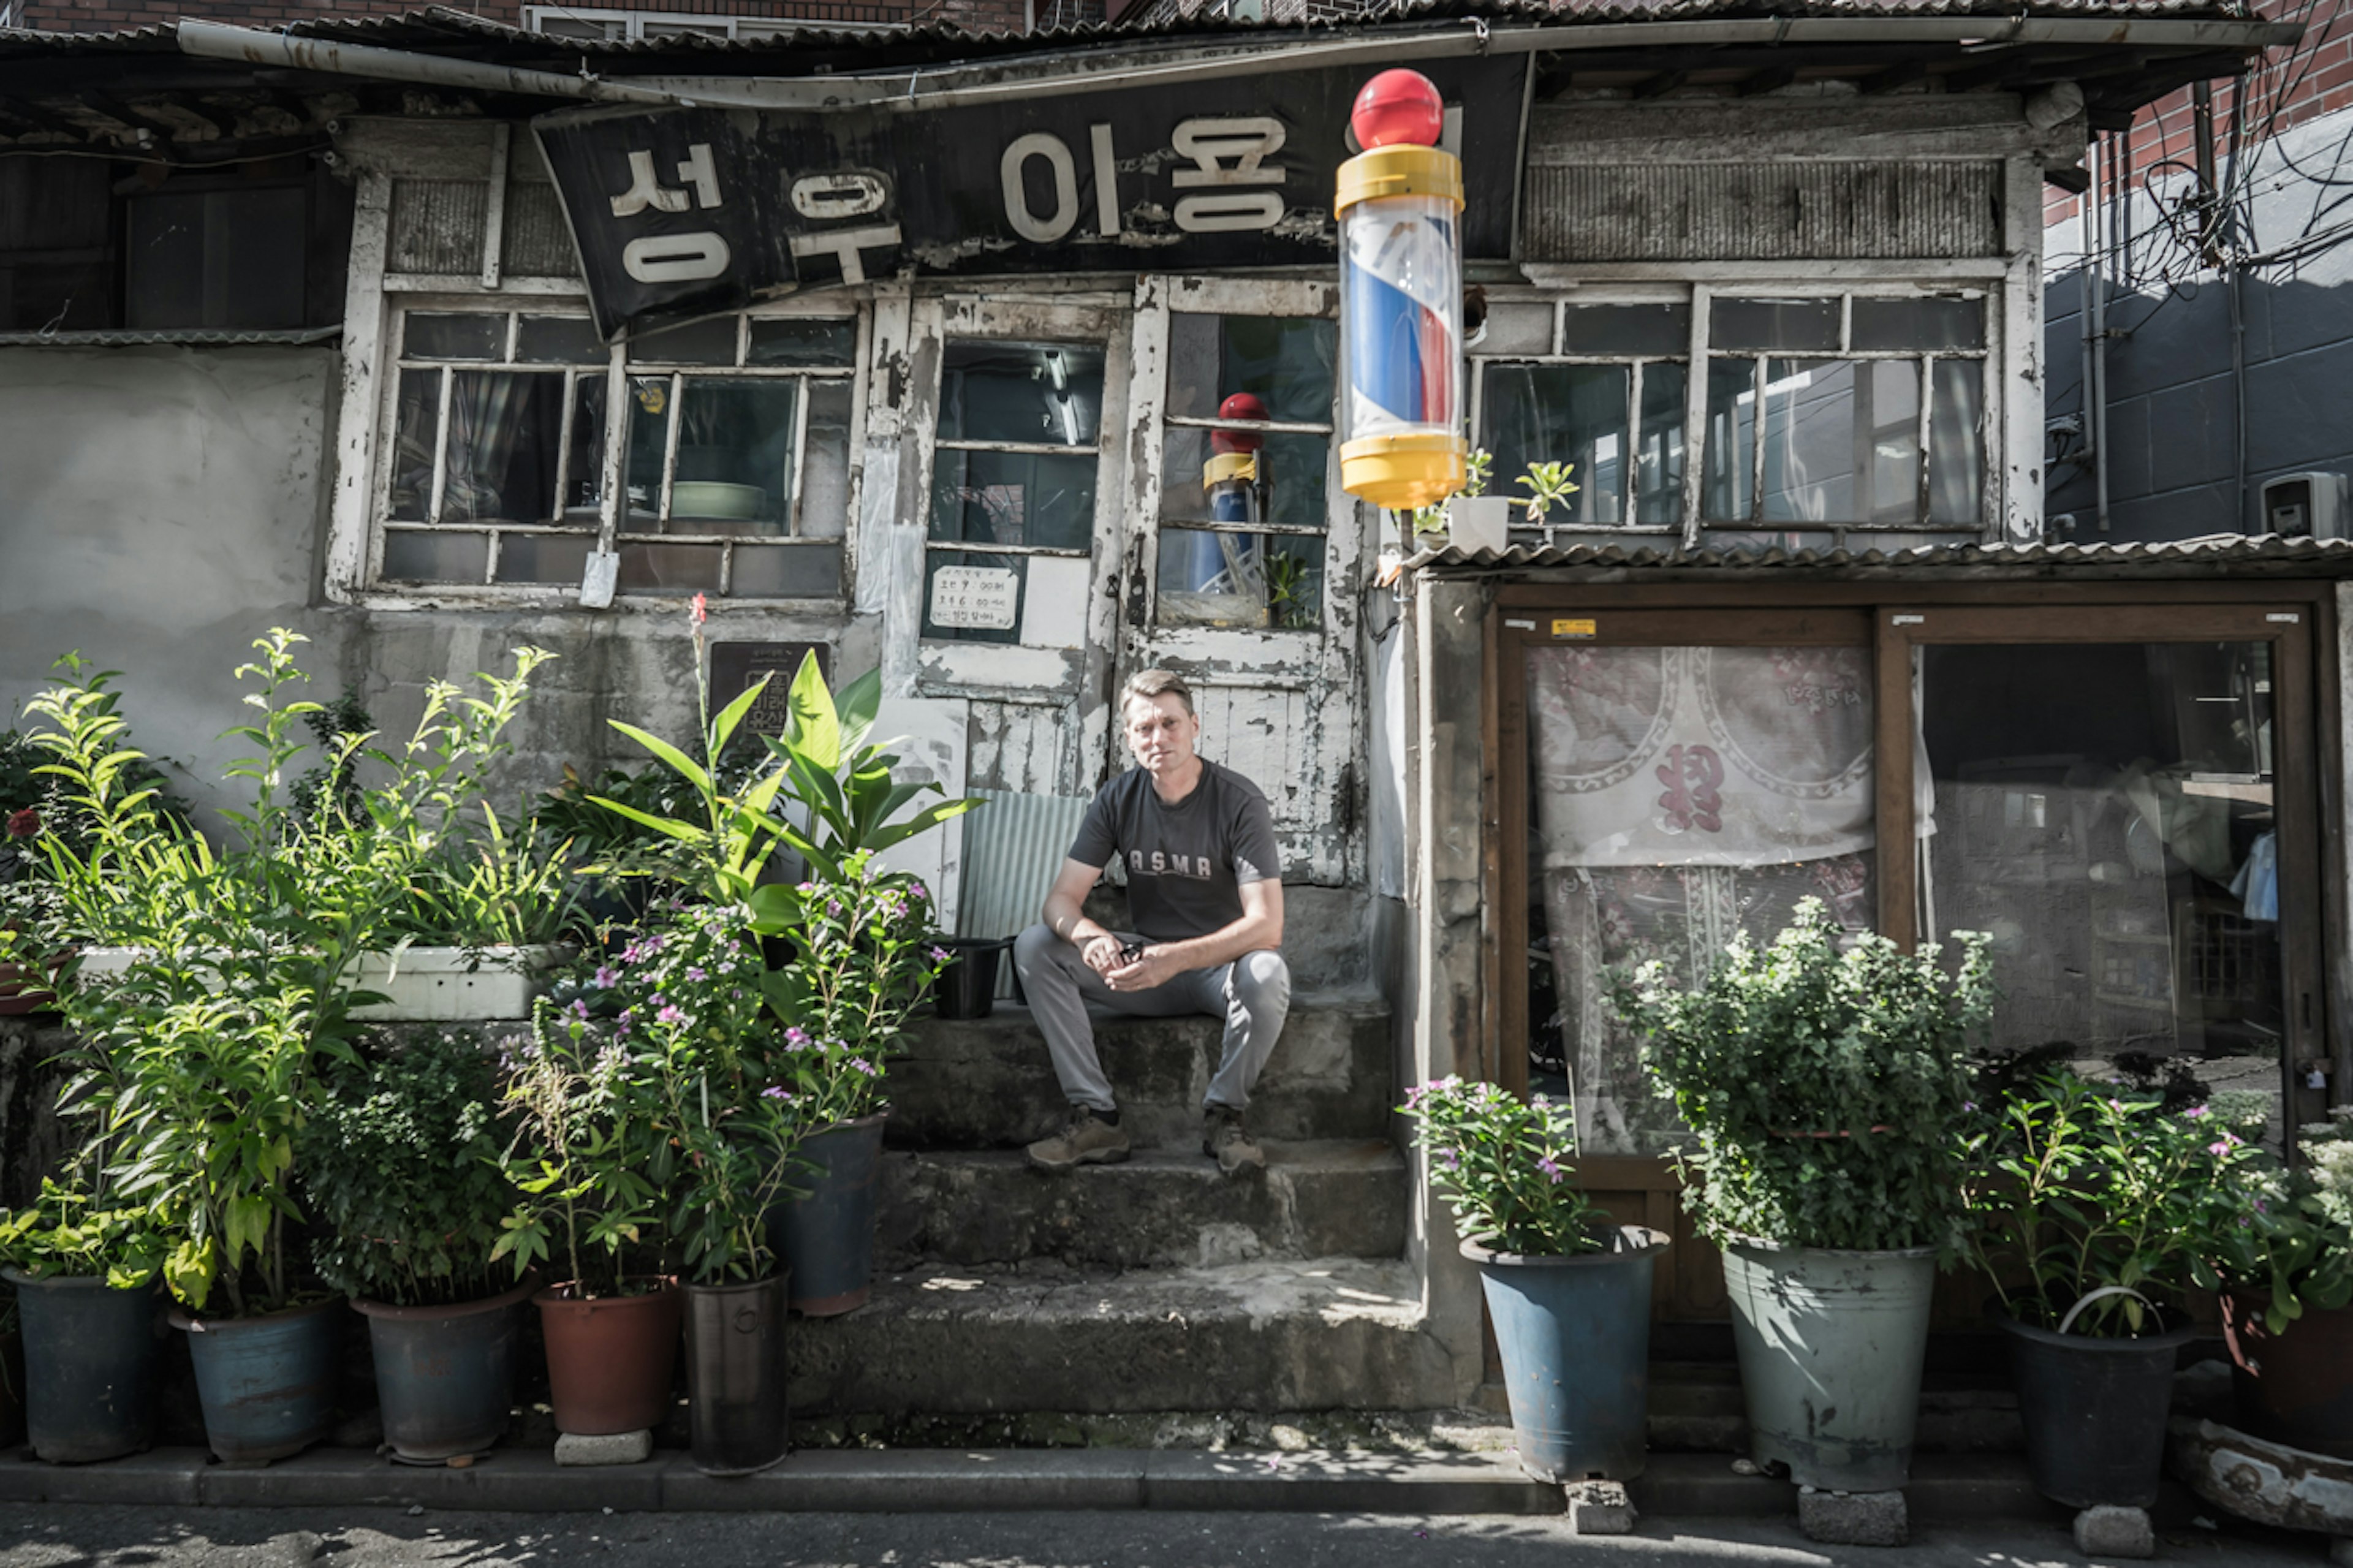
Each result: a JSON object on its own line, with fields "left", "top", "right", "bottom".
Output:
{"left": 708, "top": 641, "right": 828, "bottom": 740}
{"left": 929, "top": 566, "right": 1021, "bottom": 631}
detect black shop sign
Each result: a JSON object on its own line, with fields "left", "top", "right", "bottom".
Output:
{"left": 533, "top": 55, "right": 1526, "bottom": 337}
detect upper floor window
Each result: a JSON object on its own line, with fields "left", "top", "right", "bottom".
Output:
{"left": 376, "top": 303, "right": 860, "bottom": 599}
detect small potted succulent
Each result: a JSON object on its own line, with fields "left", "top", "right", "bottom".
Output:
{"left": 1961, "top": 1067, "right": 2267, "bottom": 1507}
{"left": 303, "top": 1031, "right": 537, "bottom": 1463}
{"left": 1400, "top": 1075, "right": 1665, "bottom": 1483}
{"left": 1614, "top": 901, "right": 1991, "bottom": 1496}
{"left": 0, "top": 1179, "right": 167, "bottom": 1464}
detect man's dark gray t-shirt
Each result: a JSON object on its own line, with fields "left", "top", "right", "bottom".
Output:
{"left": 1067, "top": 761, "right": 1280, "bottom": 942}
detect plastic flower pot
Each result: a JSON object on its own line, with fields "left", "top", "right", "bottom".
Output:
{"left": 352, "top": 1274, "right": 539, "bottom": 1463}
{"left": 534, "top": 1278, "right": 681, "bottom": 1436}
{"left": 931, "top": 937, "right": 1011, "bottom": 1021}
{"left": 684, "top": 1272, "right": 790, "bottom": 1476}
{"left": 170, "top": 1296, "right": 343, "bottom": 1466}
{"left": 2001, "top": 1311, "right": 2195, "bottom": 1507}
{"left": 2, "top": 1268, "right": 165, "bottom": 1464}
{"left": 1721, "top": 1240, "right": 1938, "bottom": 1492}
{"left": 2221, "top": 1293, "right": 2353, "bottom": 1460}
{"left": 1463, "top": 1226, "right": 1668, "bottom": 1483}
{"left": 0, "top": 1320, "right": 21, "bottom": 1450}
{"left": 766, "top": 1114, "right": 887, "bottom": 1316}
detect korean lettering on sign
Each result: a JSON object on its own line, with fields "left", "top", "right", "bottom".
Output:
{"left": 929, "top": 566, "right": 1022, "bottom": 631}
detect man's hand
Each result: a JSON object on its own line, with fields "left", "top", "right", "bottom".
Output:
{"left": 1106, "top": 944, "right": 1180, "bottom": 992}
{"left": 1080, "top": 933, "right": 1124, "bottom": 975}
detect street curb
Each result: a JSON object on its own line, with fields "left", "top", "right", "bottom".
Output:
{"left": 0, "top": 1445, "right": 2056, "bottom": 1517}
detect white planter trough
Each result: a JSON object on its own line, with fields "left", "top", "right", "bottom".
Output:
{"left": 1444, "top": 495, "right": 1514, "bottom": 556}
{"left": 73, "top": 944, "right": 563, "bottom": 1021}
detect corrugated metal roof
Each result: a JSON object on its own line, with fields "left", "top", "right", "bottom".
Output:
{"left": 1402, "top": 532, "right": 2353, "bottom": 575}
{"left": 0, "top": 326, "right": 341, "bottom": 347}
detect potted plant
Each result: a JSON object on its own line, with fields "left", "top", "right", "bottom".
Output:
{"left": 2212, "top": 1106, "right": 2353, "bottom": 1458}
{"left": 496, "top": 1002, "right": 678, "bottom": 1444}
{"left": 1961, "top": 1067, "right": 2266, "bottom": 1507}
{"left": 0, "top": 1180, "right": 167, "bottom": 1464}
{"left": 1613, "top": 901, "right": 1991, "bottom": 1494}
{"left": 303, "top": 1031, "right": 537, "bottom": 1464}
{"left": 1400, "top": 1074, "right": 1665, "bottom": 1483}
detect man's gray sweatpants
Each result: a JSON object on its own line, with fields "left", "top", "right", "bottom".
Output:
{"left": 1012, "top": 923, "right": 1291, "bottom": 1114}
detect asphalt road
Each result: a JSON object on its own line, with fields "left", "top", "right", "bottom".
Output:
{"left": 0, "top": 1507, "right": 2338, "bottom": 1567}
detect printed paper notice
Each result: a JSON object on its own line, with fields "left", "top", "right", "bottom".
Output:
{"left": 930, "top": 566, "right": 1020, "bottom": 630}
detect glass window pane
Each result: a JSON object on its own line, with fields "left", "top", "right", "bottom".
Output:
{"left": 799, "top": 379, "right": 854, "bottom": 540}
{"left": 1167, "top": 314, "right": 1336, "bottom": 426}
{"left": 1867, "top": 360, "right": 1922, "bottom": 524}
{"left": 928, "top": 448, "right": 1096, "bottom": 550}
{"left": 623, "top": 376, "right": 670, "bottom": 528}
{"left": 1561, "top": 303, "right": 1689, "bottom": 357}
{"left": 404, "top": 313, "right": 505, "bottom": 360}
{"left": 938, "top": 341, "right": 1104, "bottom": 446}
{"left": 493, "top": 533, "right": 591, "bottom": 585}
{"left": 748, "top": 317, "right": 858, "bottom": 367}
{"left": 517, "top": 315, "right": 607, "bottom": 365}
{"left": 1921, "top": 641, "right": 2284, "bottom": 1141}
{"left": 1635, "top": 362, "right": 1688, "bottom": 526}
{"left": 730, "top": 542, "right": 843, "bottom": 598}
{"left": 1703, "top": 358, "right": 1758, "bottom": 521}
{"left": 1158, "top": 426, "right": 1330, "bottom": 532}
{"left": 1930, "top": 360, "right": 1985, "bottom": 526}
{"left": 563, "top": 374, "right": 607, "bottom": 523}
{"left": 1851, "top": 295, "right": 1985, "bottom": 353}
{"left": 388, "top": 368, "right": 441, "bottom": 523}
{"left": 1710, "top": 297, "right": 1840, "bottom": 354}
{"left": 1526, "top": 643, "right": 1876, "bottom": 1149}
{"left": 1474, "top": 301, "right": 1553, "bottom": 357}
{"left": 617, "top": 540, "right": 722, "bottom": 592}
{"left": 629, "top": 315, "right": 738, "bottom": 365}
{"left": 1481, "top": 363, "right": 1629, "bottom": 526}
{"left": 921, "top": 550, "right": 1025, "bottom": 645}
{"left": 670, "top": 379, "right": 796, "bottom": 532}
{"left": 441, "top": 371, "right": 569, "bottom": 526}
{"left": 1757, "top": 359, "right": 1854, "bottom": 525}
{"left": 381, "top": 530, "right": 487, "bottom": 584}
{"left": 1156, "top": 531, "right": 1323, "bottom": 631}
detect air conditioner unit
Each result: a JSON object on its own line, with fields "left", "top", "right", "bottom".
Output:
{"left": 2260, "top": 471, "right": 2347, "bottom": 539}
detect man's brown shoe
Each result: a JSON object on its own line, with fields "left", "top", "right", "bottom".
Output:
{"left": 1026, "top": 1105, "right": 1131, "bottom": 1172}
{"left": 1202, "top": 1105, "right": 1265, "bottom": 1175}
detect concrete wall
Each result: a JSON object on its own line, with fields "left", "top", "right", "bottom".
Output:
{"left": 2044, "top": 104, "right": 2353, "bottom": 540}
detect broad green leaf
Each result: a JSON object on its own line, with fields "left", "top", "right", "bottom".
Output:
{"left": 607, "top": 720, "right": 712, "bottom": 796}
{"left": 786, "top": 652, "right": 841, "bottom": 771}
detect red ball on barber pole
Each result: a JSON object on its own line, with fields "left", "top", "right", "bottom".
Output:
{"left": 1351, "top": 69, "right": 1446, "bottom": 151}
{"left": 1210, "top": 393, "right": 1268, "bottom": 455}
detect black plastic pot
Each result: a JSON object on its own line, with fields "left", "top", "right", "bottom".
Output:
{"left": 353, "top": 1274, "right": 539, "bottom": 1462}
{"left": 684, "top": 1273, "right": 789, "bottom": 1476}
{"left": 766, "top": 1114, "right": 887, "bottom": 1316}
{"left": 2, "top": 1268, "right": 164, "bottom": 1464}
{"left": 172, "top": 1297, "right": 343, "bottom": 1466}
{"left": 932, "top": 937, "right": 1012, "bottom": 1020}
{"left": 2000, "top": 1313, "right": 2194, "bottom": 1508}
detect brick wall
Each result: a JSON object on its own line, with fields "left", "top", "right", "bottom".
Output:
{"left": 20, "top": 0, "right": 1059, "bottom": 34}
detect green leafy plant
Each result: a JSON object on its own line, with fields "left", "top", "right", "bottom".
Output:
{"left": 1612, "top": 900, "right": 1991, "bottom": 1255}
{"left": 0, "top": 1178, "right": 167, "bottom": 1290}
{"left": 1264, "top": 550, "right": 1316, "bottom": 631}
{"left": 301, "top": 1032, "right": 520, "bottom": 1307}
{"left": 1960, "top": 1067, "right": 2268, "bottom": 1336}
{"left": 1398, "top": 1076, "right": 1602, "bottom": 1256}
{"left": 1514, "top": 460, "right": 1580, "bottom": 526}
{"left": 2207, "top": 1105, "right": 2353, "bottom": 1334}
{"left": 494, "top": 1002, "right": 665, "bottom": 1300}
{"left": 1405, "top": 446, "right": 1493, "bottom": 537}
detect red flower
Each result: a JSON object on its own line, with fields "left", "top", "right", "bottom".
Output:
{"left": 691, "top": 592, "right": 709, "bottom": 627}
{"left": 4, "top": 808, "right": 36, "bottom": 839}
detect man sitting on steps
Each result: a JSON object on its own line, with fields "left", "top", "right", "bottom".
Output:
{"left": 1015, "top": 667, "right": 1290, "bottom": 1178}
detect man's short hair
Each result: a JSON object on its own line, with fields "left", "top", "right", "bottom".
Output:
{"left": 1119, "top": 668, "right": 1195, "bottom": 719}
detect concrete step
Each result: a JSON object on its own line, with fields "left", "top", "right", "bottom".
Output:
{"left": 887, "top": 993, "right": 1393, "bottom": 1151}
{"left": 876, "top": 1140, "right": 1408, "bottom": 1271}
{"left": 789, "top": 1257, "right": 1456, "bottom": 1416}
{"left": 1643, "top": 1363, "right": 2026, "bottom": 1454}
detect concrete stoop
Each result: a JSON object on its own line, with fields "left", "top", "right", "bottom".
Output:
{"left": 789, "top": 1257, "right": 1456, "bottom": 1415}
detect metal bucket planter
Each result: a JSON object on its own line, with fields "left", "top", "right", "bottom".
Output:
{"left": 2001, "top": 1312, "right": 2195, "bottom": 1507}
{"left": 684, "top": 1273, "right": 790, "bottom": 1476}
{"left": 767, "top": 1114, "right": 887, "bottom": 1316}
{"left": 1721, "top": 1240, "right": 1938, "bottom": 1492}
{"left": 535, "top": 1279, "right": 681, "bottom": 1437}
{"left": 932, "top": 938, "right": 1012, "bottom": 1020}
{"left": 1463, "top": 1227, "right": 1668, "bottom": 1483}
{"left": 2, "top": 1268, "right": 164, "bottom": 1463}
{"left": 353, "top": 1274, "right": 539, "bottom": 1463}
{"left": 2221, "top": 1293, "right": 2353, "bottom": 1460}
{"left": 170, "top": 1296, "right": 342, "bottom": 1466}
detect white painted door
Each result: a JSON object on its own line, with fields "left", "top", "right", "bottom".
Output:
{"left": 1115, "top": 275, "right": 1363, "bottom": 885}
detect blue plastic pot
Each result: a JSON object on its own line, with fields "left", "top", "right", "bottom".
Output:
{"left": 354, "top": 1274, "right": 538, "bottom": 1462}
{"left": 172, "top": 1296, "right": 342, "bottom": 1465}
{"left": 767, "top": 1115, "right": 887, "bottom": 1316}
{"left": 1463, "top": 1227, "right": 1668, "bottom": 1483}
{"left": 3, "top": 1267, "right": 164, "bottom": 1464}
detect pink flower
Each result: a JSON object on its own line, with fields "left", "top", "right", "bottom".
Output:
{"left": 593, "top": 966, "right": 618, "bottom": 989}
{"left": 691, "top": 592, "right": 708, "bottom": 626}
{"left": 2184, "top": 1105, "right": 2210, "bottom": 1119}
{"left": 2208, "top": 1134, "right": 2242, "bottom": 1156}
{"left": 657, "top": 1004, "right": 686, "bottom": 1026}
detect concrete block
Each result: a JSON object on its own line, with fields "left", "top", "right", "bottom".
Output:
{"left": 2074, "top": 1504, "right": 2156, "bottom": 1559}
{"left": 1797, "top": 1486, "right": 1909, "bottom": 1547}
{"left": 556, "top": 1430, "right": 653, "bottom": 1466}
{"left": 1564, "top": 1479, "right": 1637, "bottom": 1534}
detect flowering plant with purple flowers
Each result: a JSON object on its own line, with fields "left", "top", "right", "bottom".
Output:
{"left": 2205, "top": 1105, "right": 2353, "bottom": 1335}
{"left": 1396, "top": 1075, "right": 1604, "bottom": 1256}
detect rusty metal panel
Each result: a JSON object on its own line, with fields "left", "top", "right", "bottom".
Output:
{"left": 501, "top": 181, "right": 581, "bottom": 279}
{"left": 1522, "top": 162, "right": 2002, "bottom": 262}
{"left": 387, "top": 178, "right": 487, "bottom": 275}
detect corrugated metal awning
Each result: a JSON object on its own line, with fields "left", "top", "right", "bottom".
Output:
{"left": 0, "top": 327, "right": 342, "bottom": 347}
{"left": 1400, "top": 532, "right": 2353, "bottom": 578}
